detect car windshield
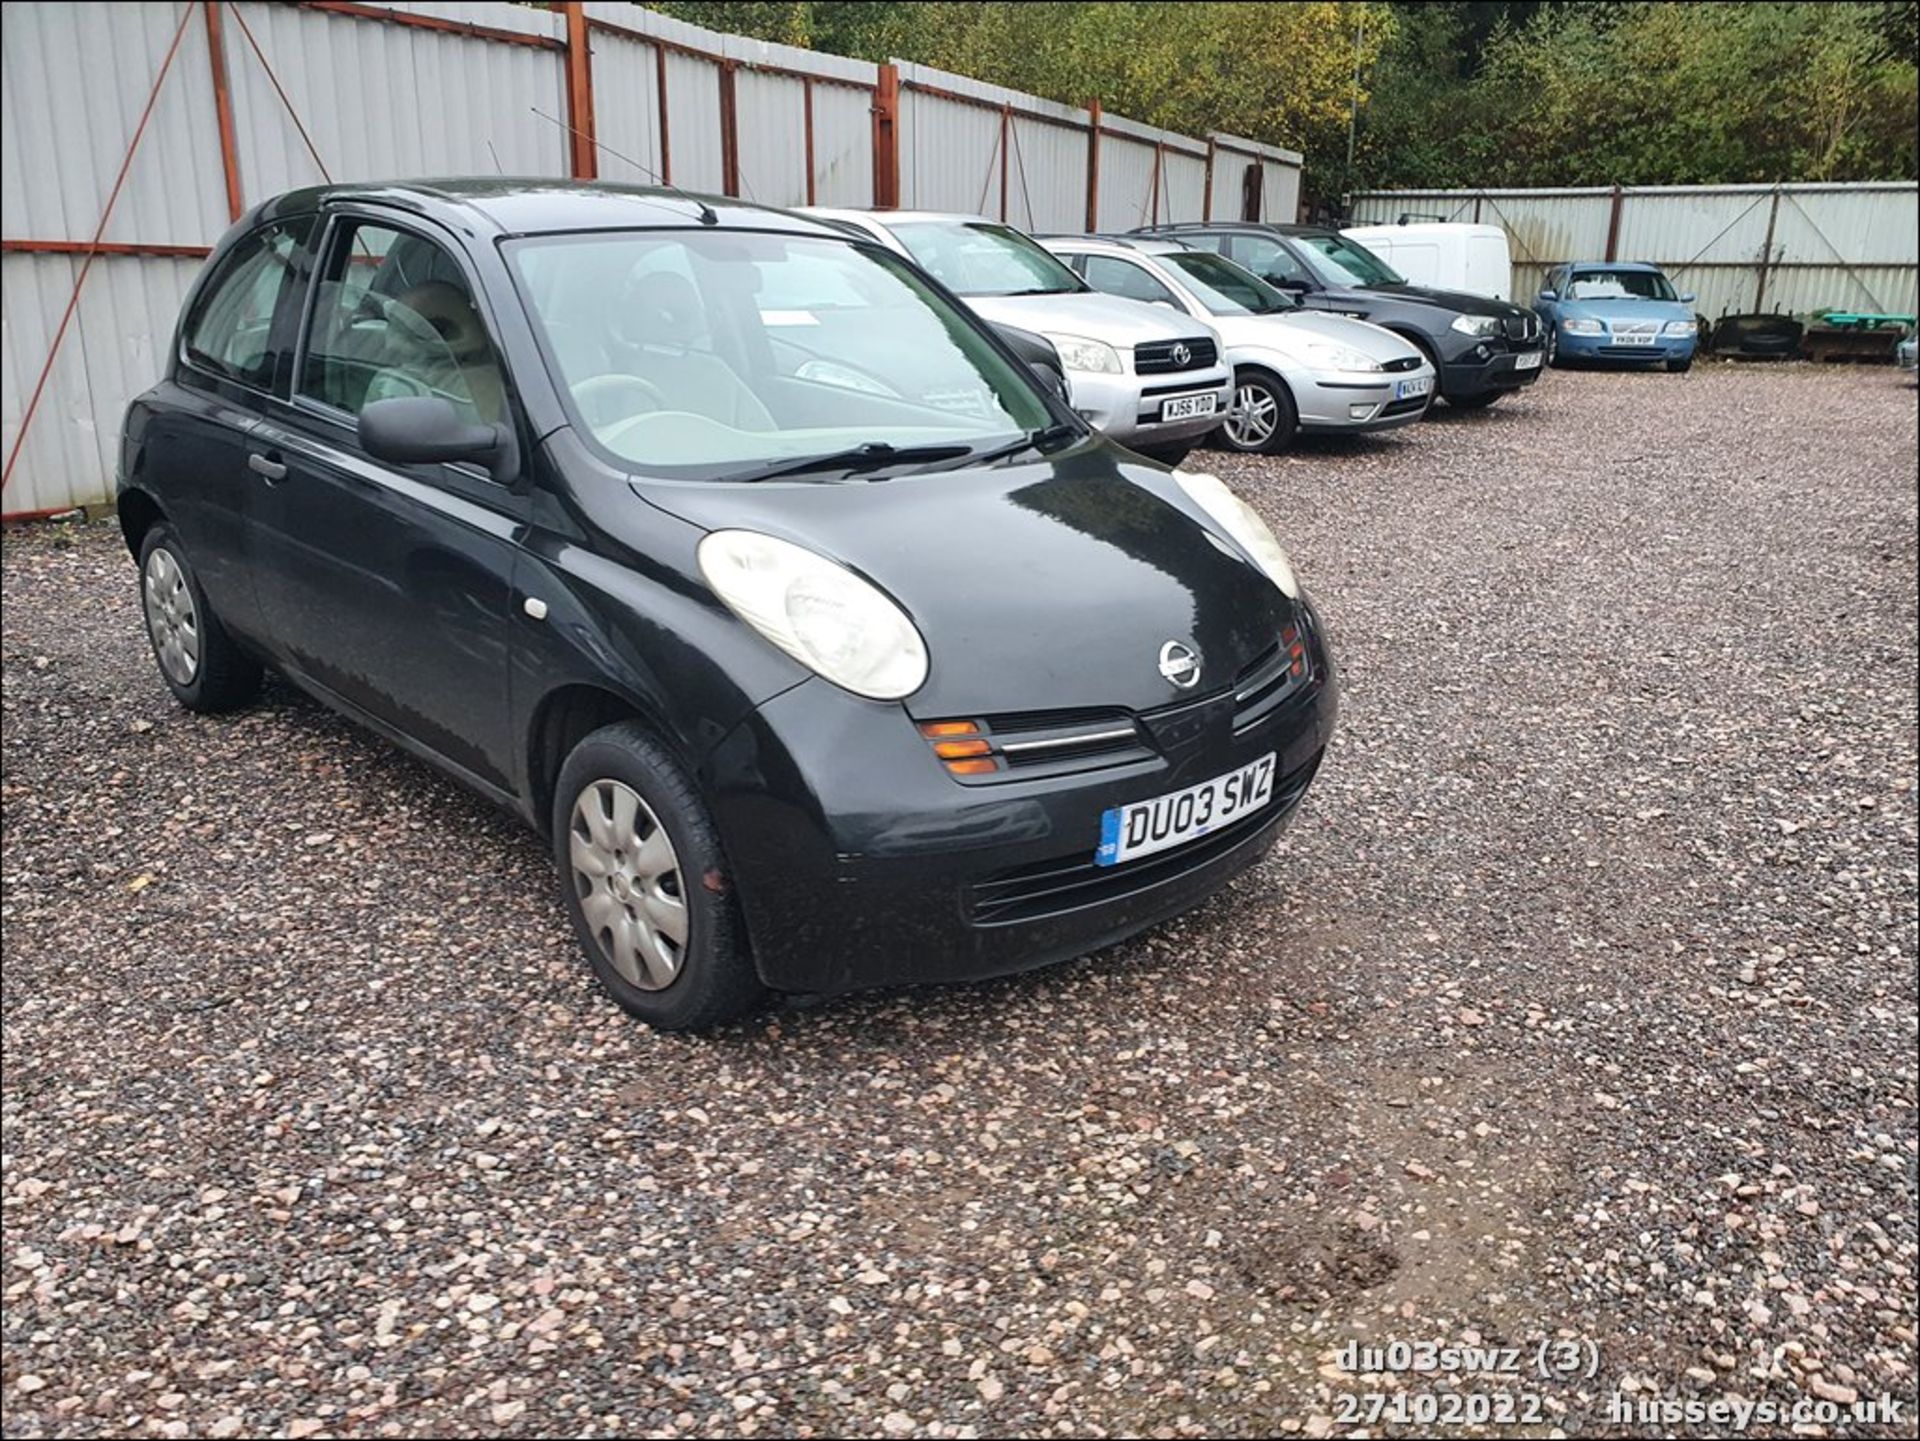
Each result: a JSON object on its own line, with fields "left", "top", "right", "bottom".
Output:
{"left": 1157, "top": 250, "right": 1295, "bottom": 315}
{"left": 508, "top": 231, "right": 1057, "bottom": 480}
{"left": 1296, "top": 233, "right": 1405, "bottom": 287}
{"left": 887, "top": 221, "right": 1085, "bottom": 298}
{"left": 1567, "top": 269, "right": 1678, "bottom": 301}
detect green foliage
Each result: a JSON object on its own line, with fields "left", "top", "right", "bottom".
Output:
{"left": 1360, "top": 1, "right": 1919, "bottom": 187}
{"left": 639, "top": 1, "right": 1919, "bottom": 198}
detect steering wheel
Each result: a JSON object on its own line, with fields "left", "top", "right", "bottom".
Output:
{"left": 570, "top": 373, "right": 669, "bottom": 429}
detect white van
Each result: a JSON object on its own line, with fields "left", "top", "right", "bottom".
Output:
{"left": 1340, "top": 222, "right": 1514, "bottom": 302}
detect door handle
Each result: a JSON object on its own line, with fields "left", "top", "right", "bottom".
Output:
{"left": 248, "top": 452, "right": 287, "bottom": 482}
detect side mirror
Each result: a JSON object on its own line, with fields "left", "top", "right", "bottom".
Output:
{"left": 1270, "top": 276, "right": 1311, "bottom": 295}
{"left": 1537, "top": 289, "right": 1557, "bottom": 303}
{"left": 1679, "top": 292, "right": 1696, "bottom": 304}
{"left": 358, "top": 396, "right": 518, "bottom": 483}
{"left": 1029, "top": 361, "right": 1070, "bottom": 403}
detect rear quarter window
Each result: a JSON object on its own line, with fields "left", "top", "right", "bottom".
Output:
{"left": 181, "top": 218, "right": 314, "bottom": 390}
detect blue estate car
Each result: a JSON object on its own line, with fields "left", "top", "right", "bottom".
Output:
{"left": 1536, "top": 261, "right": 1699, "bottom": 372}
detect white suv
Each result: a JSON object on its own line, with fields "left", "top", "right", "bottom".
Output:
{"left": 804, "top": 209, "right": 1230, "bottom": 464}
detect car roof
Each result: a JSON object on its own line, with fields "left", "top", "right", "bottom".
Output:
{"left": 1564, "top": 260, "right": 1666, "bottom": 272}
{"left": 1140, "top": 221, "right": 1329, "bottom": 239}
{"left": 252, "top": 178, "right": 848, "bottom": 239}
{"left": 1037, "top": 234, "right": 1194, "bottom": 257}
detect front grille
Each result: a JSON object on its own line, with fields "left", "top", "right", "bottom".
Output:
{"left": 968, "top": 749, "right": 1324, "bottom": 925}
{"left": 974, "top": 708, "right": 1153, "bottom": 779}
{"left": 1135, "top": 337, "right": 1219, "bottom": 374}
{"left": 1379, "top": 393, "right": 1430, "bottom": 417}
{"left": 1501, "top": 313, "right": 1537, "bottom": 341}
{"left": 1383, "top": 355, "right": 1423, "bottom": 373}
{"left": 1610, "top": 319, "right": 1659, "bottom": 336}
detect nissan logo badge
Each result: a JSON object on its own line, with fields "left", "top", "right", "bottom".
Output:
{"left": 1158, "top": 640, "right": 1202, "bottom": 689}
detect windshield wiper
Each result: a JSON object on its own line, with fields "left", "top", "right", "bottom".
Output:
{"left": 964, "top": 421, "right": 1081, "bottom": 466}
{"left": 730, "top": 441, "right": 977, "bottom": 483}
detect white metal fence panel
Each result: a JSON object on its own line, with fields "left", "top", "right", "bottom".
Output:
{"left": 1349, "top": 184, "right": 1919, "bottom": 321}
{"left": 734, "top": 68, "right": 808, "bottom": 207}
{"left": 1161, "top": 148, "right": 1208, "bottom": 225}
{"left": 1003, "top": 115, "right": 1085, "bottom": 233}
{"left": 809, "top": 81, "right": 873, "bottom": 208}
{"left": 899, "top": 91, "right": 1004, "bottom": 215}
{"left": 1, "top": 253, "right": 202, "bottom": 516}
{"left": 226, "top": 1, "right": 568, "bottom": 196}
{"left": 1, "top": 1, "right": 229, "bottom": 248}
{"left": 588, "top": 26, "right": 668, "bottom": 184}
{"left": 1263, "top": 159, "right": 1301, "bottom": 225}
{"left": 662, "top": 49, "right": 724, "bottom": 193}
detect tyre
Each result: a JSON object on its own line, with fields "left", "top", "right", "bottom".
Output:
{"left": 137, "top": 523, "right": 262, "bottom": 712}
{"left": 552, "top": 721, "right": 763, "bottom": 1030}
{"left": 1218, "top": 369, "right": 1299, "bottom": 455}
{"left": 1446, "top": 390, "right": 1502, "bottom": 410}
{"left": 1545, "top": 326, "right": 1562, "bottom": 367}
{"left": 1665, "top": 355, "right": 1693, "bottom": 373}
{"left": 1132, "top": 440, "right": 1196, "bottom": 466}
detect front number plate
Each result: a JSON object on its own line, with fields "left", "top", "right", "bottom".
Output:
{"left": 1159, "top": 392, "right": 1218, "bottom": 421}
{"left": 1613, "top": 333, "right": 1656, "bottom": 346}
{"left": 1514, "top": 350, "right": 1544, "bottom": 370}
{"left": 1394, "top": 375, "right": 1433, "bottom": 399}
{"left": 1096, "top": 752, "right": 1276, "bottom": 867}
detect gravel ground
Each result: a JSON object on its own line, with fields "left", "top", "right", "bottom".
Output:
{"left": 3, "top": 362, "right": 1916, "bottom": 1439}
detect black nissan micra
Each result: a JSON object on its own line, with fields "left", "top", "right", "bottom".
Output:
{"left": 119, "top": 181, "right": 1337, "bottom": 1029}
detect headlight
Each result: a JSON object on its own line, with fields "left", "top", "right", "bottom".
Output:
{"left": 1449, "top": 314, "right": 1500, "bottom": 338}
{"left": 697, "top": 530, "right": 928, "bottom": 700}
{"left": 1172, "top": 470, "right": 1298, "bottom": 599}
{"left": 1042, "top": 334, "right": 1123, "bottom": 375}
{"left": 1302, "top": 340, "right": 1382, "bottom": 373}
{"left": 1561, "top": 317, "right": 1604, "bottom": 335}
{"left": 1662, "top": 320, "right": 1697, "bottom": 336}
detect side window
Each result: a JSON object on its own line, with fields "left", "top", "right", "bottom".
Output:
{"left": 182, "top": 219, "right": 314, "bottom": 389}
{"left": 1232, "top": 235, "right": 1310, "bottom": 285}
{"left": 299, "top": 221, "right": 507, "bottom": 427}
{"left": 1082, "top": 256, "right": 1178, "bottom": 307}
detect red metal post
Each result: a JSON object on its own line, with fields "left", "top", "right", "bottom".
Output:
{"left": 803, "top": 76, "right": 816, "bottom": 205}
{"left": 998, "top": 104, "right": 1010, "bottom": 221}
{"left": 719, "top": 60, "right": 740, "bottom": 197}
{"left": 2, "top": 239, "right": 213, "bottom": 259}
{"left": 1754, "top": 186, "right": 1782, "bottom": 311}
{"left": 1, "top": 1, "right": 196, "bottom": 498}
{"left": 1202, "top": 137, "right": 1214, "bottom": 221}
{"left": 1604, "top": 184, "right": 1624, "bottom": 261}
{"left": 204, "top": 1, "right": 245, "bottom": 220}
{"left": 1085, "top": 100, "right": 1101, "bottom": 232}
{"left": 656, "top": 45, "right": 672, "bottom": 184}
{"left": 1148, "top": 142, "right": 1163, "bottom": 225}
{"left": 561, "top": 2, "right": 597, "bottom": 179}
{"left": 872, "top": 63, "right": 900, "bottom": 209}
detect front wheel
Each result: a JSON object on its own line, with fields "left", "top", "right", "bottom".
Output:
{"left": 137, "top": 523, "right": 262, "bottom": 712}
{"left": 553, "top": 722, "right": 763, "bottom": 1030}
{"left": 1665, "top": 355, "right": 1693, "bottom": 373}
{"left": 1218, "top": 370, "right": 1299, "bottom": 454}
{"left": 1545, "top": 326, "right": 1562, "bottom": 367}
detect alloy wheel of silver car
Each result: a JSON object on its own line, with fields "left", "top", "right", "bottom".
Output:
{"left": 1226, "top": 381, "right": 1279, "bottom": 449}
{"left": 568, "top": 778, "right": 689, "bottom": 990}
{"left": 142, "top": 546, "right": 200, "bottom": 686}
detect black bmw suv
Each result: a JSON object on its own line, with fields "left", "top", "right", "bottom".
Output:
{"left": 1136, "top": 222, "right": 1545, "bottom": 409}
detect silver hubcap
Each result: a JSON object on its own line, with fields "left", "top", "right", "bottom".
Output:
{"left": 1226, "top": 381, "right": 1279, "bottom": 448}
{"left": 143, "top": 547, "right": 200, "bottom": 686}
{"left": 568, "top": 779, "right": 688, "bottom": 991}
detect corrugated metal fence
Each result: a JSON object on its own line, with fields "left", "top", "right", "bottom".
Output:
{"left": 1349, "top": 184, "right": 1919, "bottom": 323}
{"left": 0, "top": 1, "right": 1303, "bottom": 518}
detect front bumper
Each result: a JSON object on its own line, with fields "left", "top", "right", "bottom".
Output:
{"left": 1295, "top": 364, "right": 1437, "bottom": 433}
{"left": 700, "top": 617, "right": 1339, "bottom": 997}
{"left": 1556, "top": 327, "right": 1697, "bottom": 363}
{"left": 1068, "top": 364, "right": 1232, "bottom": 445}
{"left": 1440, "top": 341, "right": 1544, "bottom": 398}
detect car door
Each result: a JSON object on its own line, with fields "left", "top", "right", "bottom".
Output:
{"left": 246, "top": 211, "right": 525, "bottom": 796}
{"left": 155, "top": 216, "right": 316, "bottom": 639}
